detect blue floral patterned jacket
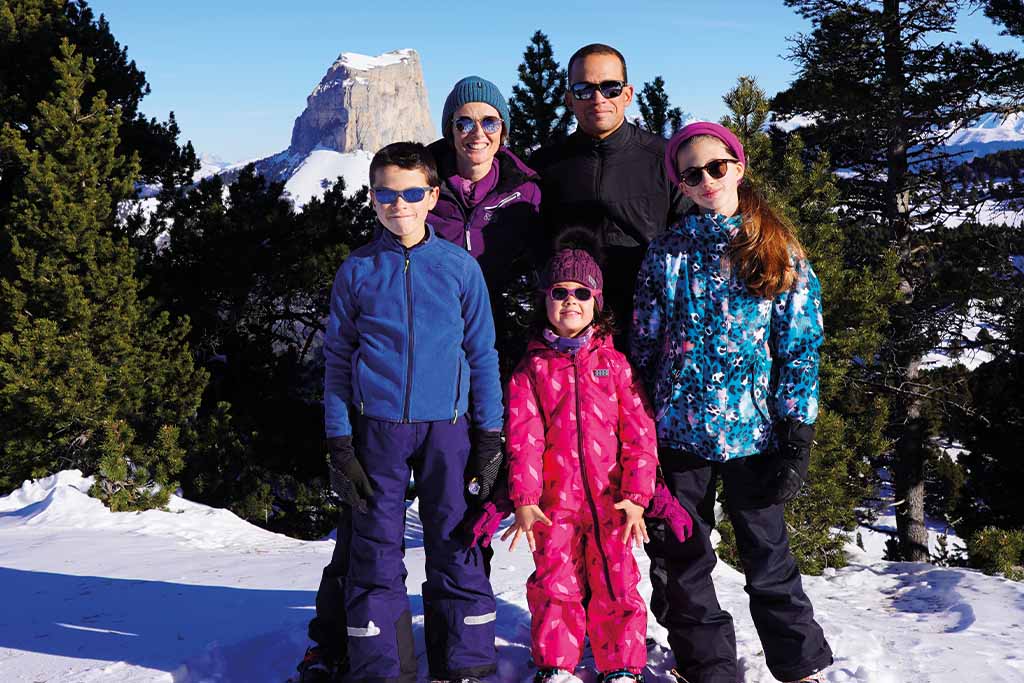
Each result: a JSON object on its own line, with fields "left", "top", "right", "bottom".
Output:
{"left": 630, "top": 211, "right": 823, "bottom": 462}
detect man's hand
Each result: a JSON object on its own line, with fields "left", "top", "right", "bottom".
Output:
{"left": 327, "top": 436, "right": 373, "bottom": 514}
{"left": 467, "top": 429, "right": 504, "bottom": 501}
{"left": 614, "top": 499, "right": 650, "bottom": 547}
{"left": 501, "top": 505, "right": 553, "bottom": 552}
{"left": 770, "top": 420, "right": 815, "bottom": 504}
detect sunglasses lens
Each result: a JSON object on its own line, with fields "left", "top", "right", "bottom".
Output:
{"left": 401, "top": 187, "right": 427, "bottom": 202}
{"left": 707, "top": 160, "right": 731, "bottom": 179}
{"left": 550, "top": 287, "right": 569, "bottom": 301}
{"left": 481, "top": 117, "right": 502, "bottom": 134}
{"left": 573, "top": 288, "right": 593, "bottom": 301}
{"left": 681, "top": 169, "right": 704, "bottom": 187}
{"left": 453, "top": 117, "right": 475, "bottom": 134}
{"left": 373, "top": 188, "right": 398, "bottom": 203}
{"left": 571, "top": 83, "right": 596, "bottom": 100}
{"left": 599, "top": 81, "right": 624, "bottom": 98}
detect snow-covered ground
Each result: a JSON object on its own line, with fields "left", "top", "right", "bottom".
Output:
{"left": 2, "top": 471, "right": 1023, "bottom": 683}
{"left": 282, "top": 148, "right": 372, "bottom": 208}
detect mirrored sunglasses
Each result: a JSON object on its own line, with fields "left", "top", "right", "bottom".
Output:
{"left": 547, "top": 286, "right": 601, "bottom": 302}
{"left": 679, "top": 159, "right": 738, "bottom": 187}
{"left": 453, "top": 116, "right": 503, "bottom": 135}
{"left": 570, "top": 80, "right": 626, "bottom": 101}
{"left": 372, "top": 186, "right": 433, "bottom": 204}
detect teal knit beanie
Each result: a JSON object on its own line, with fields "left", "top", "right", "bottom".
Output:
{"left": 441, "top": 76, "right": 510, "bottom": 142}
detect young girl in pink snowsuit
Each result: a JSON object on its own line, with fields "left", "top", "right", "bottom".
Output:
{"left": 502, "top": 240, "right": 659, "bottom": 683}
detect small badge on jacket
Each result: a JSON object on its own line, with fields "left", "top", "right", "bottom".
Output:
{"left": 593, "top": 369, "right": 610, "bottom": 378}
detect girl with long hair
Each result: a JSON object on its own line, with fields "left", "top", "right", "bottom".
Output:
{"left": 631, "top": 122, "right": 832, "bottom": 683}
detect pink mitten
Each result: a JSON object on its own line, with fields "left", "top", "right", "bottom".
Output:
{"left": 465, "top": 501, "right": 504, "bottom": 547}
{"left": 646, "top": 479, "right": 693, "bottom": 542}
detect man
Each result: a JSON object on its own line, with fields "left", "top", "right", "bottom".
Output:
{"left": 529, "top": 43, "right": 687, "bottom": 338}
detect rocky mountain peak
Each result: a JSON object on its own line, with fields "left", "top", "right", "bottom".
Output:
{"left": 288, "top": 48, "right": 434, "bottom": 157}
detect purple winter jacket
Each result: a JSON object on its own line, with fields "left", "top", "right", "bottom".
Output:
{"left": 427, "top": 139, "right": 544, "bottom": 292}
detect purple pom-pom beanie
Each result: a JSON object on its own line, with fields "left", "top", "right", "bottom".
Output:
{"left": 664, "top": 121, "right": 746, "bottom": 186}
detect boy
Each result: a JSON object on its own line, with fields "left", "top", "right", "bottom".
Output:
{"left": 323, "top": 141, "right": 504, "bottom": 683}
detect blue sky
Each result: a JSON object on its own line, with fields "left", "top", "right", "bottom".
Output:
{"left": 91, "top": 1, "right": 1019, "bottom": 162}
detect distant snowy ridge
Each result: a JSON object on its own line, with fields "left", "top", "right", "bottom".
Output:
{"left": 945, "top": 112, "right": 1024, "bottom": 147}
{"left": 770, "top": 111, "right": 1024, "bottom": 159}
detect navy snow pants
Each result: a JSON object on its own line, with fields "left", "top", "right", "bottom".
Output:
{"left": 345, "top": 417, "right": 497, "bottom": 683}
{"left": 645, "top": 448, "right": 833, "bottom": 683}
{"left": 308, "top": 506, "right": 352, "bottom": 666}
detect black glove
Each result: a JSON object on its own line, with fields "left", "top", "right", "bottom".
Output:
{"left": 327, "top": 436, "right": 373, "bottom": 514}
{"left": 467, "top": 429, "right": 504, "bottom": 501}
{"left": 770, "top": 420, "right": 815, "bottom": 504}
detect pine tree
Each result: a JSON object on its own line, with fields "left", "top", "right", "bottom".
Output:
{"left": 984, "top": 0, "right": 1024, "bottom": 38}
{"left": 773, "top": 0, "right": 1024, "bottom": 561}
{"left": 0, "top": 0, "right": 197, "bottom": 192}
{"left": 636, "top": 76, "right": 684, "bottom": 138}
{"left": 508, "top": 30, "right": 571, "bottom": 158}
{"left": 713, "top": 76, "right": 898, "bottom": 573}
{"left": 0, "top": 40, "right": 204, "bottom": 507}
{"left": 142, "top": 169, "right": 378, "bottom": 538}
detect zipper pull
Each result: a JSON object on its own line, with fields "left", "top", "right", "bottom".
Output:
{"left": 404, "top": 256, "right": 410, "bottom": 273}
{"left": 464, "top": 224, "right": 472, "bottom": 252}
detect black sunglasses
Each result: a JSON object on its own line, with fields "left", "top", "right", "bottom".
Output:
{"left": 569, "top": 80, "right": 626, "bottom": 101}
{"left": 547, "top": 286, "right": 601, "bottom": 302}
{"left": 372, "top": 186, "right": 433, "bottom": 204}
{"left": 453, "top": 116, "right": 503, "bottom": 135}
{"left": 679, "top": 159, "right": 739, "bottom": 187}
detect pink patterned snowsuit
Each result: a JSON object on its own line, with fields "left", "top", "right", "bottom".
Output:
{"left": 507, "top": 333, "right": 658, "bottom": 674}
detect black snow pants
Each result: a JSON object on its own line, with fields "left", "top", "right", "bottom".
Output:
{"left": 645, "top": 448, "right": 833, "bottom": 683}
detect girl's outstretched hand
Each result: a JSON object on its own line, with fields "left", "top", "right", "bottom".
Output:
{"left": 501, "top": 504, "right": 552, "bottom": 552}
{"left": 614, "top": 499, "right": 649, "bottom": 547}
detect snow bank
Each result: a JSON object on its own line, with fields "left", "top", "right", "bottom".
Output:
{"left": 0, "top": 469, "right": 304, "bottom": 552}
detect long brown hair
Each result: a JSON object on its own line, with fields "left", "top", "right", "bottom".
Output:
{"left": 730, "top": 181, "right": 805, "bottom": 298}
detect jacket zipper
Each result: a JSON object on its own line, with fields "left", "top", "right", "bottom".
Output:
{"left": 572, "top": 353, "right": 617, "bottom": 600}
{"left": 482, "top": 191, "right": 521, "bottom": 211}
{"left": 452, "top": 354, "right": 462, "bottom": 423}
{"left": 402, "top": 250, "right": 414, "bottom": 422}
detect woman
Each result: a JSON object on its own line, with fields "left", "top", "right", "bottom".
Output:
{"left": 427, "top": 76, "right": 544, "bottom": 376}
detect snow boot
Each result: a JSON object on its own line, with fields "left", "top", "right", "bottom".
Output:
{"left": 598, "top": 669, "right": 644, "bottom": 683}
{"left": 293, "top": 645, "right": 339, "bottom": 682}
{"left": 533, "top": 669, "right": 584, "bottom": 683}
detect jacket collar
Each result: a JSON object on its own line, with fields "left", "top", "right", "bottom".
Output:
{"left": 570, "top": 119, "right": 635, "bottom": 154}
{"left": 376, "top": 223, "right": 438, "bottom": 253}
{"left": 527, "top": 329, "right": 614, "bottom": 359}
{"left": 669, "top": 208, "right": 743, "bottom": 244}
{"left": 428, "top": 139, "right": 537, "bottom": 203}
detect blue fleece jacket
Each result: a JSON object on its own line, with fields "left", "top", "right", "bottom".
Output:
{"left": 323, "top": 224, "right": 503, "bottom": 437}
